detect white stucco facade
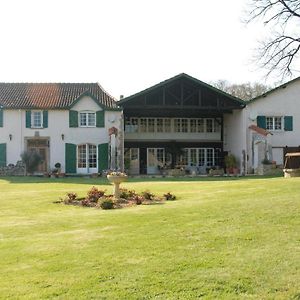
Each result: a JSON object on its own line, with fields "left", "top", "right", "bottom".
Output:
{"left": 0, "top": 96, "right": 122, "bottom": 173}
{"left": 245, "top": 79, "right": 300, "bottom": 171}
{"left": 223, "top": 109, "right": 247, "bottom": 173}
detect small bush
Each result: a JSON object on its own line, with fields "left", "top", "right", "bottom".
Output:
{"left": 99, "top": 198, "right": 114, "bottom": 210}
{"left": 163, "top": 192, "right": 176, "bottom": 201}
{"left": 133, "top": 195, "right": 144, "bottom": 205}
{"left": 81, "top": 199, "right": 91, "bottom": 207}
{"left": 21, "top": 150, "right": 42, "bottom": 174}
{"left": 86, "top": 186, "right": 106, "bottom": 202}
{"left": 119, "top": 188, "right": 137, "bottom": 199}
{"left": 141, "top": 190, "right": 155, "bottom": 200}
{"left": 64, "top": 192, "right": 78, "bottom": 204}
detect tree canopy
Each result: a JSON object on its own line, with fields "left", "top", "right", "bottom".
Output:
{"left": 211, "top": 80, "right": 270, "bottom": 101}
{"left": 246, "top": 0, "right": 300, "bottom": 79}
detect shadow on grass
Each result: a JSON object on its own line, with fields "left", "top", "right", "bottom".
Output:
{"left": 0, "top": 174, "right": 284, "bottom": 185}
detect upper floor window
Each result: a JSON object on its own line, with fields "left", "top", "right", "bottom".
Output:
{"left": 266, "top": 116, "right": 282, "bottom": 131}
{"left": 79, "top": 112, "right": 96, "bottom": 127}
{"left": 31, "top": 111, "right": 43, "bottom": 128}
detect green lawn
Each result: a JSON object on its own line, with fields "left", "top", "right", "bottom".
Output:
{"left": 0, "top": 176, "right": 299, "bottom": 299}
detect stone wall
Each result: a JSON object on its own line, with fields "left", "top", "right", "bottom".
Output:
{"left": 0, "top": 161, "right": 25, "bottom": 176}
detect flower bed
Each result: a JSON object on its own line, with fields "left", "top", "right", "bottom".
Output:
{"left": 56, "top": 187, "right": 176, "bottom": 210}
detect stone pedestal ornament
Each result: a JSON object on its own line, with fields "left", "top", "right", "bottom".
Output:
{"left": 107, "top": 172, "right": 128, "bottom": 200}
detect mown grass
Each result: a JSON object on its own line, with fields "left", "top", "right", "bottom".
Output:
{"left": 0, "top": 176, "right": 299, "bottom": 299}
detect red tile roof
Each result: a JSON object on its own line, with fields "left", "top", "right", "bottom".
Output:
{"left": 0, "top": 83, "right": 119, "bottom": 109}
{"left": 249, "top": 124, "right": 272, "bottom": 136}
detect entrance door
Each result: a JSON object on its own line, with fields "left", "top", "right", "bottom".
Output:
{"left": 147, "top": 148, "right": 165, "bottom": 174}
{"left": 27, "top": 139, "right": 49, "bottom": 173}
{"left": 124, "top": 148, "right": 140, "bottom": 175}
{"left": 77, "top": 144, "right": 98, "bottom": 174}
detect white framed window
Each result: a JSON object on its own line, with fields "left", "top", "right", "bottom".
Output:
{"left": 140, "top": 118, "right": 147, "bottom": 132}
{"left": 164, "top": 118, "right": 171, "bottom": 132}
{"left": 77, "top": 144, "right": 97, "bottom": 169}
{"left": 148, "top": 118, "right": 155, "bottom": 132}
{"left": 206, "top": 119, "right": 213, "bottom": 133}
{"left": 266, "top": 116, "right": 282, "bottom": 131}
{"left": 31, "top": 111, "right": 43, "bottom": 128}
{"left": 79, "top": 112, "right": 96, "bottom": 127}
{"left": 157, "top": 118, "right": 164, "bottom": 132}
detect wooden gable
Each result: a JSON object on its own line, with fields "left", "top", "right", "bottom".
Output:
{"left": 119, "top": 74, "right": 245, "bottom": 117}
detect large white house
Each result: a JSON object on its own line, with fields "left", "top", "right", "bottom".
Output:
{"left": 244, "top": 77, "right": 300, "bottom": 173}
{"left": 0, "top": 83, "right": 122, "bottom": 174}
{"left": 0, "top": 75, "right": 299, "bottom": 175}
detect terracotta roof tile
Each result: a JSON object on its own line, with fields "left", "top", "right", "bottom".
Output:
{"left": 0, "top": 83, "right": 119, "bottom": 109}
{"left": 249, "top": 124, "right": 272, "bottom": 136}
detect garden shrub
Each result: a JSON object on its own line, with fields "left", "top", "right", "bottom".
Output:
{"left": 86, "top": 186, "right": 106, "bottom": 202}
{"left": 163, "top": 192, "right": 176, "bottom": 201}
{"left": 141, "top": 190, "right": 155, "bottom": 200}
{"left": 64, "top": 192, "right": 78, "bottom": 204}
{"left": 99, "top": 198, "right": 114, "bottom": 210}
{"left": 119, "top": 188, "right": 137, "bottom": 199}
{"left": 20, "top": 150, "right": 42, "bottom": 175}
{"left": 133, "top": 195, "right": 144, "bottom": 205}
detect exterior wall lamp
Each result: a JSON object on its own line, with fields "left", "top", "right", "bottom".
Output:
{"left": 9, "top": 134, "right": 12, "bottom": 141}
{"left": 61, "top": 134, "right": 65, "bottom": 141}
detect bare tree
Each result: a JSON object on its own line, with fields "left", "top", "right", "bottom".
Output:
{"left": 212, "top": 80, "right": 270, "bottom": 101}
{"left": 246, "top": 0, "right": 300, "bottom": 79}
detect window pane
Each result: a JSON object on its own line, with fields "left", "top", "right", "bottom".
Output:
{"left": 131, "top": 148, "right": 139, "bottom": 161}
{"left": 140, "top": 118, "right": 147, "bottom": 132}
{"left": 157, "top": 118, "right": 163, "bottom": 132}
{"left": 181, "top": 119, "right": 188, "bottom": 132}
{"left": 164, "top": 119, "right": 171, "bottom": 132}
{"left": 32, "top": 111, "right": 42, "bottom": 127}
{"left": 266, "top": 117, "right": 273, "bottom": 130}
{"left": 148, "top": 149, "right": 155, "bottom": 167}
{"left": 274, "top": 117, "right": 282, "bottom": 130}
{"left": 206, "top": 119, "right": 213, "bottom": 132}
{"left": 78, "top": 145, "right": 87, "bottom": 168}
{"left": 148, "top": 118, "right": 155, "bottom": 132}
{"left": 190, "top": 149, "right": 197, "bottom": 166}
{"left": 198, "top": 119, "right": 204, "bottom": 132}
{"left": 198, "top": 149, "right": 205, "bottom": 166}
{"left": 190, "top": 119, "right": 197, "bottom": 133}
{"left": 206, "top": 149, "right": 214, "bottom": 167}
{"left": 157, "top": 149, "right": 164, "bottom": 166}
{"left": 88, "top": 144, "right": 97, "bottom": 168}
{"left": 80, "top": 113, "right": 87, "bottom": 126}
{"left": 87, "top": 113, "right": 96, "bottom": 126}
{"left": 174, "top": 119, "right": 181, "bottom": 132}
{"left": 181, "top": 149, "right": 188, "bottom": 165}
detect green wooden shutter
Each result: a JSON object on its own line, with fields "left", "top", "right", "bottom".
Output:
{"left": 0, "top": 109, "right": 3, "bottom": 127}
{"left": 257, "top": 116, "right": 266, "bottom": 129}
{"left": 284, "top": 116, "right": 293, "bottom": 131}
{"left": 65, "top": 143, "right": 77, "bottom": 173}
{"left": 98, "top": 143, "right": 108, "bottom": 172}
{"left": 0, "top": 143, "right": 7, "bottom": 167}
{"left": 69, "top": 110, "right": 78, "bottom": 127}
{"left": 96, "top": 110, "right": 105, "bottom": 128}
{"left": 43, "top": 111, "right": 48, "bottom": 128}
{"left": 26, "top": 111, "right": 31, "bottom": 128}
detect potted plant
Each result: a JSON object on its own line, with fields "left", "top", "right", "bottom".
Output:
{"left": 258, "top": 157, "right": 273, "bottom": 175}
{"left": 54, "top": 162, "right": 61, "bottom": 173}
{"left": 224, "top": 154, "right": 238, "bottom": 175}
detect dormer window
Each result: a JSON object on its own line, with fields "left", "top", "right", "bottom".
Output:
{"left": 79, "top": 112, "right": 96, "bottom": 127}
{"left": 31, "top": 111, "right": 43, "bottom": 128}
